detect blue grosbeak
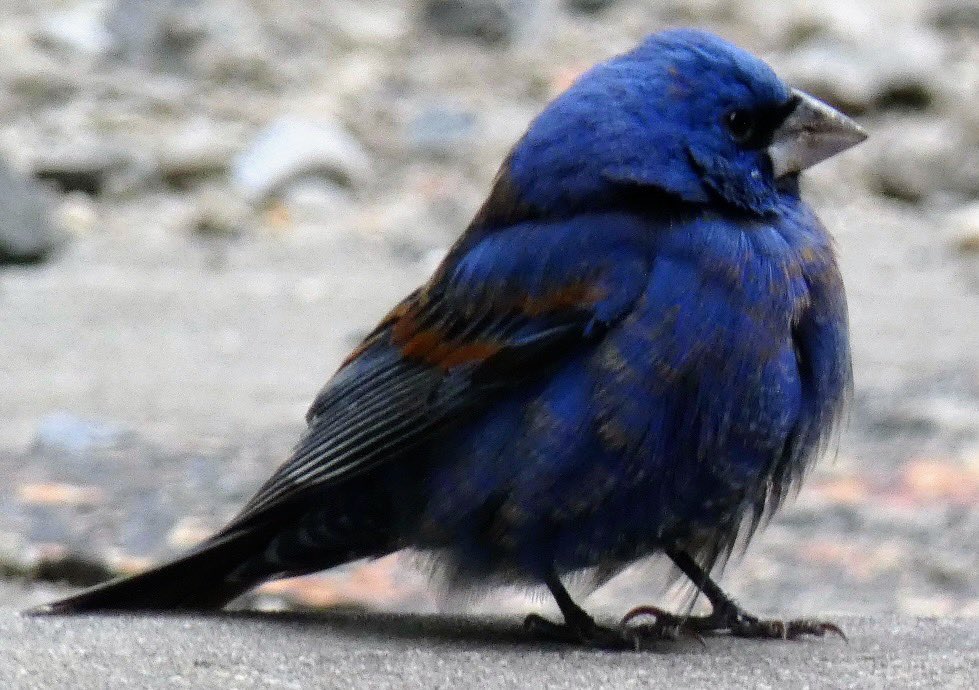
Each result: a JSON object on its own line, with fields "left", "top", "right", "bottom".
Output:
{"left": 36, "top": 29, "right": 866, "bottom": 647}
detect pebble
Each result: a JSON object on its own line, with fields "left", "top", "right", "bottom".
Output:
{"left": 153, "top": 121, "right": 242, "bottom": 190}
{"left": 0, "top": 160, "right": 63, "bottom": 264}
{"left": 33, "top": 413, "right": 126, "bottom": 456}
{"left": 422, "top": 0, "right": 517, "bottom": 43}
{"left": 36, "top": 2, "right": 113, "bottom": 57}
{"left": 408, "top": 106, "right": 478, "bottom": 158}
{"left": 166, "top": 516, "right": 217, "bottom": 549}
{"left": 564, "top": 0, "right": 619, "bottom": 13}
{"left": 778, "top": 29, "right": 946, "bottom": 114}
{"left": 32, "top": 145, "right": 130, "bottom": 197}
{"left": 421, "top": 0, "right": 554, "bottom": 44}
{"left": 106, "top": 0, "right": 268, "bottom": 76}
{"left": 325, "top": 3, "right": 409, "bottom": 44}
{"left": 191, "top": 184, "right": 251, "bottom": 237}
{"left": 104, "top": 0, "right": 180, "bottom": 68}
{"left": 17, "top": 483, "right": 105, "bottom": 508}
{"left": 280, "top": 179, "right": 354, "bottom": 223}
{"left": 949, "top": 202, "right": 979, "bottom": 254}
{"left": 864, "top": 119, "right": 979, "bottom": 202}
{"left": 55, "top": 192, "right": 99, "bottom": 237}
{"left": 231, "top": 116, "right": 370, "bottom": 202}
{"left": 777, "top": 41, "right": 877, "bottom": 114}
{"left": 930, "top": 0, "right": 979, "bottom": 32}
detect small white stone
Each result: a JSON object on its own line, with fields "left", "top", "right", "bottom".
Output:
{"left": 231, "top": 117, "right": 371, "bottom": 203}
{"left": 38, "top": 1, "right": 113, "bottom": 57}
{"left": 949, "top": 202, "right": 979, "bottom": 254}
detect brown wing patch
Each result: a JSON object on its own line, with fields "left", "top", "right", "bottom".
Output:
{"left": 339, "top": 295, "right": 417, "bottom": 368}
{"left": 391, "top": 310, "right": 503, "bottom": 372}
{"left": 344, "top": 278, "right": 610, "bottom": 374}
{"left": 520, "top": 282, "right": 608, "bottom": 317}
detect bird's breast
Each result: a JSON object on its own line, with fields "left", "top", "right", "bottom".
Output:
{"left": 590, "top": 217, "right": 829, "bottom": 472}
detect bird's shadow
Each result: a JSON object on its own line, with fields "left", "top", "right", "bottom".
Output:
{"left": 229, "top": 607, "right": 541, "bottom": 648}
{"left": 53, "top": 608, "right": 705, "bottom": 654}
{"left": 67, "top": 607, "right": 703, "bottom": 653}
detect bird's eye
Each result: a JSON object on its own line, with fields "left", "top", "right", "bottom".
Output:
{"left": 725, "top": 109, "right": 756, "bottom": 144}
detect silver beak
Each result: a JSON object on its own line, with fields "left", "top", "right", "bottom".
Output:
{"left": 768, "top": 88, "right": 868, "bottom": 178}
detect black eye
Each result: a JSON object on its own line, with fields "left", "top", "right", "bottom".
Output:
{"left": 725, "top": 109, "right": 756, "bottom": 144}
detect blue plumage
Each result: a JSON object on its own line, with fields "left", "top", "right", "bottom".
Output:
{"left": 510, "top": 30, "right": 792, "bottom": 211}
{"left": 37, "top": 29, "right": 865, "bottom": 646}
{"left": 424, "top": 196, "right": 847, "bottom": 581}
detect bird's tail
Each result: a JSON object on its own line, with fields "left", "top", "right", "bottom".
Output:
{"left": 26, "top": 527, "right": 274, "bottom": 615}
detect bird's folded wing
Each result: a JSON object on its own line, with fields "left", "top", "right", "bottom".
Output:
{"left": 225, "top": 214, "right": 652, "bottom": 530}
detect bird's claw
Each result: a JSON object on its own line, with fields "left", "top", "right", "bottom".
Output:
{"left": 620, "top": 604, "right": 845, "bottom": 644}
{"left": 620, "top": 605, "right": 707, "bottom": 647}
{"left": 730, "top": 615, "right": 847, "bottom": 642}
{"left": 621, "top": 604, "right": 676, "bottom": 628}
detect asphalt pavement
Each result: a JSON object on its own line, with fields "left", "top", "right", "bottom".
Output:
{"left": 1, "top": 610, "right": 976, "bottom": 688}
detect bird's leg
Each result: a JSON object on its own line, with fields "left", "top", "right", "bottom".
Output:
{"left": 524, "top": 572, "right": 627, "bottom": 648}
{"left": 621, "top": 547, "right": 845, "bottom": 641}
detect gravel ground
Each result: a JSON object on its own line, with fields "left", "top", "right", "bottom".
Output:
{"left": 0, "top": 0, "right": 976, "bottom": 621}
{"left": 0, "top": 611, "right": 975, "bottom": 689}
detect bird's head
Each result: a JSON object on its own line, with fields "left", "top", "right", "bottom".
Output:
{"left": 505, "top": 29, "right": 867, "bottom": 217}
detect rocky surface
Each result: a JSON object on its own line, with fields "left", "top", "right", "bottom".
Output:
{"left": 0, "top": 0, "right": 976, "bottom": 620}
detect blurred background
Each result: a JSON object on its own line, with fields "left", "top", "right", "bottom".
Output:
{"left": 0, "top": 0, "right": 976, "bottom": 619}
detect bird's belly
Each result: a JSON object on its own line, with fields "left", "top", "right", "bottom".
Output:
{"left": 419, "top": 322, "right": 803, "bottom": 576}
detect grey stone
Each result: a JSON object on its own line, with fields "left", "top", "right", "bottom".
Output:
{"left": 0, "top": 161, "right": 63, "bottom": 265}
{"left": 105, "top": 0, "right": 268, "bottom": 77}
{"left": 931, "top": 0, "right": 979, "bottom": 32}
{"left": 421, "top": 0, "right": 550, "bottom": 44}
{"left": 31, "top": 144, "right": 131, "bottom": 197}
{"left": 408, "top": 106, "right": 478, "bottom": 158}
{"left": 564, "top": 0, "right": 619, "bottom": 13}
{"left": 104, "top": 0, "right": 185, "bottom": 69}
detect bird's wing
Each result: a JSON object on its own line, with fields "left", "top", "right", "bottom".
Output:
{"left": 225, "top": 213, "right": 651, "bottom": 530}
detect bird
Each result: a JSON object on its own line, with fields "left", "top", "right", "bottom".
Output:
{"left": 32, "top": 29, "right": 866, "bottom": 648}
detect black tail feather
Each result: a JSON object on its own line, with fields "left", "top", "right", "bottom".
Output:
{"left": 25, "top": 528, "right": 272, "bottom": 615}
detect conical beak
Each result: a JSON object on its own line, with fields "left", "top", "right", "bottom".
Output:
{"left": 768, "top": 89, "right": 868, "bottom": 178}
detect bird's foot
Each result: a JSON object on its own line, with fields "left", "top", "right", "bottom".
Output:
{"left": 728, "top": 613, "right": 846, "bottom": 641}
{"left": 621, "top": 603, "right": 846, "bottom": 642}
{"left": 523, "top": 613, "right": 630, "bottom": 650}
